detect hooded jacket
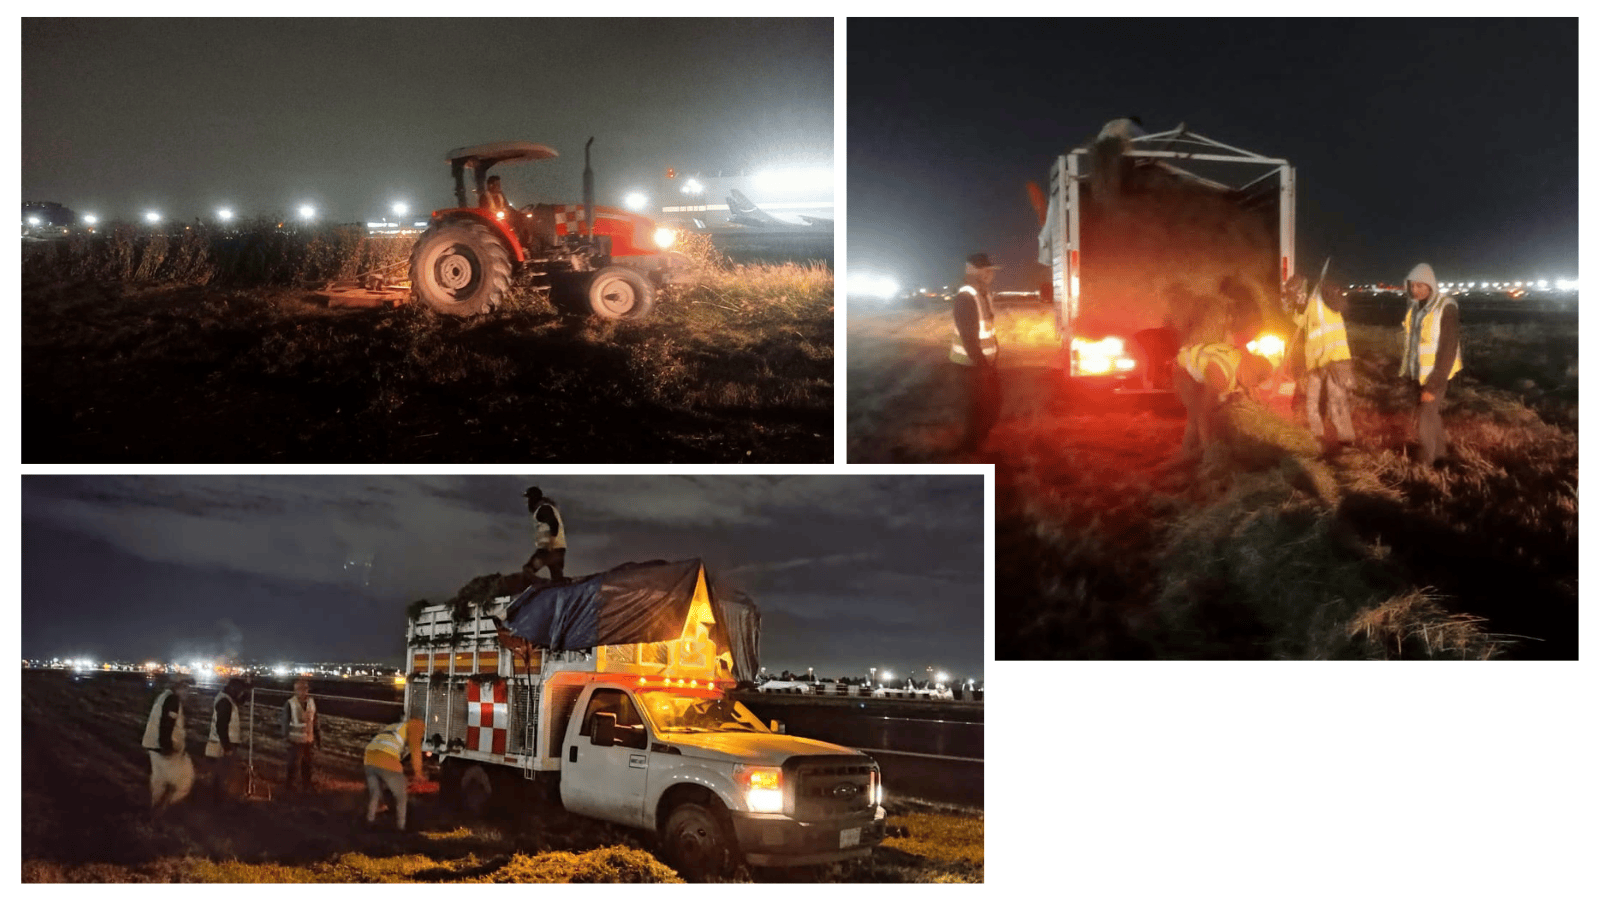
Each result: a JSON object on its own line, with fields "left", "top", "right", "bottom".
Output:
{"left": 1399, "top": 263, "right": 1462, "bottom": 390}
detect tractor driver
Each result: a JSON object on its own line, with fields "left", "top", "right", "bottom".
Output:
{"left": 482, "top": 175, "right": 537, "bottom": 249}
{"left": 481, "top": 175, "right": 514, "bottom": 217}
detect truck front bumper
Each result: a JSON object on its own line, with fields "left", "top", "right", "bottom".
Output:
{"left": 730, "top": 805, "right": 887, "bottom": 867}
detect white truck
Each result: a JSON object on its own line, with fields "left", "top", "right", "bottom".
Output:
{"left": 403, "top": 558, "right": 886, "bottom": 879}
{"left": 1034, "top": 123, "right": 1297, "bottom": 389}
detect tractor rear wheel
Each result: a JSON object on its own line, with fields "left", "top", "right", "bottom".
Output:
{"left": 408, "top": 220, "right": 513, "bottom": 317}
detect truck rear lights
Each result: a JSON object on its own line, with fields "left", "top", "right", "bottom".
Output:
{"left": 1247, "top": 333, "right": 1286, "bottom": 364}
{"left": 1072, "top": 336, "right": 1133, "bottom": 376}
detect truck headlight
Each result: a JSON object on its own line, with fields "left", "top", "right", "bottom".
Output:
{"left": 653, "top": 227, "right": 677, "bottom": 250}
{"left": 736, "top": 765, "right": 784, "bottom": 813}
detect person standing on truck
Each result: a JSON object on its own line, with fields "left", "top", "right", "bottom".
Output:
{"left": 142, "top": 674, "right": 195, "bottom": 815}
{"left": 280, "top": 678, "right": 321, "bottom": 793}
{"left": 205, "top": 677, "right": 249, "bottom": 804}
{"left": 522, "top": 486, "right": 567, "bottom": 582}
{"left": 1287, "top": 276, "right": 1357, "bottom": 447}
{"left": 363, "top": 718, "right": 425, "bottom": 831}
{"left": 949, "top": 253, "right": 1001, "bottom": 454}
{"left": 1398, "top": 262, "right": 1461, "bottom": 466}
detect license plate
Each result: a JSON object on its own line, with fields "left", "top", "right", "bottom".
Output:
{"left": 839, "top": 827, "right": 861, "bottom": 849}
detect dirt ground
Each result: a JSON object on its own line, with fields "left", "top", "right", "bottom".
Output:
{"left": 21, "top": 277, "right": 832, "bottom": 463}
{"left": 20, "top": 672, "right": 980, "bottom": 883}
{"left": 848, "top": 298, "right": 1578, "bottom": 659}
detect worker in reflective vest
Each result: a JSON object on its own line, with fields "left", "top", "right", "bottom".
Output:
{"left": 205, "top": 677, "right": 248, "bottom": 803}
{"left": 1398, "top": 262, "right": 1462, "bottom": 466}
{"left": 142, "top": 674, "right": 195, "bottom": 814}
{"left": 364, "top": 718, "right": 424, "bottom": 831}
{"left": 522, "top": 486, "right": 567, "bottom": 582}
{"left": 1173, "top": 339, "right": 1271, "bottom": 458}
{"left": 1287, "top": 277, "right": 1356, "bottom": 445}
{"left": 950, "top": 252, "right": 1001, "bottom": 454}
{"left": 280, "top": 678, "right": 321, "bottom": 792}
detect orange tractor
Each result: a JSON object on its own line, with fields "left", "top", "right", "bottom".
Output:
{"left": 408, "top": 139, "right": 686, "bottom": 319}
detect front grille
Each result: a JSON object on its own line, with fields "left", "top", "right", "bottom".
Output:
{"left": 787, "top": 755, "right": 877, "bottom": 820}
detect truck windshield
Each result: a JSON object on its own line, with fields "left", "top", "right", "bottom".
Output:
{"left": 638, "top": 692, "right": 769, "bottom": 734}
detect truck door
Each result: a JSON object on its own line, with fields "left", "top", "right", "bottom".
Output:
{"left": 560, "top": 687, "right": 650, "bottom": 828}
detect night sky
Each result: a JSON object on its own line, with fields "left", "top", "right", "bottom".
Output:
{"left": 20, "top": 475, "right": 983, "bottom": 682}
{"left": 847, "top": 18, "right": 1577, "bottom": 293}
{"left": 21, "top": 18, "right": 832, "bottom": 223}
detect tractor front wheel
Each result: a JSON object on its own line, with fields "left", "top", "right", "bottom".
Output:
{"left": 553, "top": 266, "right": 656, "bottom": 321}
{"left": 408, "top": 220, "right": 513, "bottom": 317}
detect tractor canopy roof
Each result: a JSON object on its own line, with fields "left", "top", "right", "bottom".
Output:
{"left": 445, "top": 141, "right": 559, "bottom": 170}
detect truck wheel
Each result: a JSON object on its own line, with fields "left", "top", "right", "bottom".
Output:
{"left": 458, "top": 764, "right": 494, "bottom": 815}
{"left": 585, "top": 266, "right": 655, "bottom": 320}
{"left": 408, "top": 219, "right": 512, "bottom": 317}
{"left": 663, "top": 801, "right": 738, "bottom": 881}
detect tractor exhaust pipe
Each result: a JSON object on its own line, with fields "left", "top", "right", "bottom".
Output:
{"left": 583, "top": 137, "right": 596, "bottom": 238}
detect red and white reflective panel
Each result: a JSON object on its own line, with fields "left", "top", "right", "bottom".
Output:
{"left": 552, "top": 205, "right": 588, "bottom": 237}
{"left": 467, "top": 679, "right": 509, "bottom": 755}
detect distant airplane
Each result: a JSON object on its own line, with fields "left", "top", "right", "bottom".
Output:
{"left": 724, "top": 189, "right": 833, "bottom": 231}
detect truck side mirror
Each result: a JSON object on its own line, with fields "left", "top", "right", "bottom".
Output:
{"left": 769, "top": 719, "right": 786, "bottom": 735}
{"left": 590, "top": 712, "right": 616, "bottom": 747}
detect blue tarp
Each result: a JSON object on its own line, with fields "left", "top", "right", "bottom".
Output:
{"left": 502, "top": 558, "right": 760, "bottom": 681}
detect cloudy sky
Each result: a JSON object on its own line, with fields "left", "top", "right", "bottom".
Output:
{"left": 22, "top": 18, "right": 833, "bottom": 223}
{"left": 20, "top": 475, "right": 983, "bottom": 681}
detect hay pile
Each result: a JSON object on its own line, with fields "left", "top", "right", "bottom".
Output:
{"left": 1077, "top": 147, "right": 1284, "bottom": 345}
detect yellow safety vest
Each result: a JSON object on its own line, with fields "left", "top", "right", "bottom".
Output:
{"left": 285, "top": 696, "right": 316, "bottom": 744}
{"left": 364, "top": 720, "right": 420, "bottom": 772}
{"left": 1402, "top": 297, "right": 1463, "bottom": 384}
{"left": 142, "top": 689, "right": 186, "bottom": 752}
{"left": 1176, "top": 343, "right": 1241, "bottom": 392}
{"left": 206, "top": 692, "right": 242, "bottom": 758}
{"left": 1302, "top": 294, "right": 1351, "bottom": 370}
{"left": 949, "top": 285, "right": 998, "bottom": 365}
{"left": 533, "top": 501, "right": 566, "bottom": 550}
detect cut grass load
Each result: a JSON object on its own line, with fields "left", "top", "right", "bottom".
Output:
{"left": 22, "top": 222, "right": 832, "bottom": 462}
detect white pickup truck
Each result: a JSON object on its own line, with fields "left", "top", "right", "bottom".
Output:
{"left": 404, "top": 559, "right": 886, "bottom": 879}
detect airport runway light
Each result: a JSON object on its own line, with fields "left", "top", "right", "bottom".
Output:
{"left": 623, "top": 191, "right": 648, "bottom": 212}
{"left": 83, "top": 214, "right": 98, "bottom": 226}
{"left": 145, "top": 211, "right": 161, "bottom": 224}
{"left": 298, "top": 205, "right": 316, "bottom": 221}
{"left": 217, "top": 208, "right": 233, "bottom": 222}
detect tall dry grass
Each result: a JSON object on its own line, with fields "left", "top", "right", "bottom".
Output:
{"left": 982, "top": 305, "right": 1576, "bottom": 659}
{"left": 21, "top": 219, "right": 413, "bottom": 288}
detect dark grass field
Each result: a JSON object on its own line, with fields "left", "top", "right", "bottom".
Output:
{"left": 22, "top": 245, "right": 833, "bottom": 462}
{"left": 20, "top": 671, "right": 981, "bottom": 883}
{"left": 849, "top": 298, "right": 1577, "bottom": 659}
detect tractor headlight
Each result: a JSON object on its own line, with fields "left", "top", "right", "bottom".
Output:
{"left": 736, "top": 765, "right": 784, "bottom": 813}
{"left": 653, "top": 227, "right": 677, "bottom": 250}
